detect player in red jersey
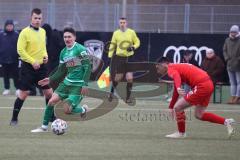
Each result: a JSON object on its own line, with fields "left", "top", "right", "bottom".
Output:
{"left": 156, "top": 57, "right": 235, "bottom": 138}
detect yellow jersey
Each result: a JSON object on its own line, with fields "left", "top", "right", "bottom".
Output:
{"left": 17, "top": 26, "right": 48, "bottom": 65}
{"left": 108, "top": 28, "right": 140, "bottom": 58}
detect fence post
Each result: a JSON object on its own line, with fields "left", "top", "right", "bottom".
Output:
{"left": 210, "top": 7, "right": 214, "bottom": 34}
{"left": 104, "top": 0, "right": 109, "bottom": 32}
{"left": 184, "top": 4, "right": 190, "bottom": 33}
{"left": 48, "top": 0, "right": 55, "bottom": 29}
{"left": 132, "top": 0, "right": 138, "bottom": 31}
{"left": 164, "top": 5, "right": 168, "bottom": 33}
{"left": 73, "top": 0, "right": 84, "bottom": 31}
{"left": 122, "top": 0, "right": 127, "bottom": 17}
{"left": 114, "top": 4, "right": 120, "bottom": 30}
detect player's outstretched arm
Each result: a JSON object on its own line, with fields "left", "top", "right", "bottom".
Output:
{"left": 38, "top": 78, "right": 50, "bottom": 86}
{"left": 49, "top": 63, "right": 67, "bottom": 82}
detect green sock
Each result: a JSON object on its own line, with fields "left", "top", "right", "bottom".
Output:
{"left": 71, "top": 105, "right": 85, "bottom": 114}
{"left": 43, "top": 105, "right": 54, "bottom": 126}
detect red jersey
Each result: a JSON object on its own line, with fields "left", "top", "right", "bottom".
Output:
{"left": 167, "top": 63, "right": 211, "bottom": 108}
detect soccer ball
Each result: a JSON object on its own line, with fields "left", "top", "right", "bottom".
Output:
{"left": 51, "top": 119, "right": 68, "bottom": 135}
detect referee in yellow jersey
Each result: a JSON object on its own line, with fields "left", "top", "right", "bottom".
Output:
{"left": 108, "top": 17, "right": 140, "bottom": 103}
{"left": 10, "top": 8, "right": 53, "bottom": 125}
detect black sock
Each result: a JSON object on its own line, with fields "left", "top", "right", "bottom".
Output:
{"left": 110, "top": 86, "right": 115, "bottom": 93}
{"left": 11, "top": 98, "right": 24, "bottom": 121}
{"left": 111, "top": 81, "right": 118, "bottom": 93}
{"left": 45, "top": 98, "right": 50, "bottom": 105}
{"left": 126, "top": 82, "right": 133, "bottom": 100}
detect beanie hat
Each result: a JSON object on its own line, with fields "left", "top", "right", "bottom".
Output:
{"left": 230, "top": 25, "right": 239, "bottom": 33}
{"left": 4, "top": 19, "right": 14, "bottom": 32}
{"left": 5, "top": 19, "right": 14, "bottom": 26}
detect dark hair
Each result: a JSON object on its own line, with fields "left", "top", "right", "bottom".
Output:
{"left": 119, "top": 17, "right": 127, "bottom": 20}
{"left": 63, "top": 27, "right": 76, "bottom": 36}
{"left": 42, "top": 23, "right": 52, "bottom": 38}
{"left": 31, "top": 8, "right": 42, "bottom": 16}
{"left": 157, "top": 56, "right": 170, "bottom": 63}
{"left": 183, "top": 49, "right": 192, "bottom": 55}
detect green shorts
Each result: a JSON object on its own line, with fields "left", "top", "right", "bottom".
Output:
{"left": 55, "top": 82, "right": 83, "bottom": 107}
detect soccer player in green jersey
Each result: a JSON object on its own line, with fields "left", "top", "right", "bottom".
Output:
{"left": 31, "top": 27, "right": 92, "bottom": 133}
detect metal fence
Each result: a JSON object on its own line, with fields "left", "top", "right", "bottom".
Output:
{"left": 0, "top": 1, "right": 240, "bottom": 33}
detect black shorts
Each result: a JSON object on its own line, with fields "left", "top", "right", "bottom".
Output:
{"left": 19, "top": 61, "right": 51, "bottom": 91}
{"left": 110, "top": 55, "right": 135, "bottom": 75}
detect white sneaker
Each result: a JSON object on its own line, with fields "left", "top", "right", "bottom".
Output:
{"left": 2, "top": 89, "right": 10, "bottom": 96}
{"left": 80, "top": 104, "right": 89, "bottom": 118}
{"left": 15, "top": 89, "right": 20, "bottom": 96}
{"left": 31, "top": 127, "right": 48, "bottom": 133}
{"left": 165, "top": 131, "right": 186, "bottom": 138}
{"left": 83, "top": 104, "right": 89, "bottom": 111}
{"left": 225, "top": 118, "right": 235, "bottom": 138}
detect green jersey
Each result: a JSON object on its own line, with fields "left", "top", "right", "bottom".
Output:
{"left": 58, "top": 42, "right": 91, "bottom": 86}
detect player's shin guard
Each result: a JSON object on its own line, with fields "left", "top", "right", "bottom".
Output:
{"left": 11, "top": 97, "right": 24, "bottom": 121}
{"left": 126, "top": 82, "right": 133, "bottom": 100}
{"left": 65, "top": 96, "right": 85, "bottom": 114}
{"left": 71, "top": 105, "right": 85, "bottom": 114}
{"left": 43, "top": 105, "right": 54, "bottom": 126}
{"left": 45, "top": 97, "right": 56, "bottom": 122}
{"left": 200, "top": 112, "right": 225, "bottom": 124}
{"left": 176, "top": 111, "right": 186, "bottom": 133}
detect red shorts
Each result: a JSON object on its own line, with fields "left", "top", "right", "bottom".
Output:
{"left": 184, "top": 80, "right": 214, "bottom": 107}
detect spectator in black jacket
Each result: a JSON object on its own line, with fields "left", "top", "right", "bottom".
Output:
{"left": 42, "top": 23, "right": 64, "bottom": 74}
{"left": 181, "top": 49, "right": 199, "bottom": 67}
{"left": 0, "top": 20, "right": 19, "bottom": 96}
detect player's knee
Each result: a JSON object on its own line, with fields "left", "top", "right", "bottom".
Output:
{"left": 126, "top": 73, "right": 133, "bottom": 81}
{"left": 18, "top": 90, "right": 28, "bottom": 100}
{"left": 63, "top": 106, "right": 72, "bottom": 114}
{"left": 115, "top": 74, "right": 123, "bottom": 82}
{"left": 126, "top": 78, "right": 133, "bottom": 83}
{"left": 48, "top": 99, "right": 57, "bottom": 106}
{"left": 174, "top": 107, "right": 181, "bottom": 113}
{"left": 194, "top": 112, "right": 203, "bottom": 120}
{"left": 43, "top": 89, "right": 53, "bottom": 99}
{"left": 45, "top": 93, "right": 52, "bottom": 99}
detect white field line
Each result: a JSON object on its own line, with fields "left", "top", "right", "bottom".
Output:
{"left": 0, "top": 106, "right": 240, "bottom": 112}
{"left": 0, "top": 96, "right": 239, "bottom": 112}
